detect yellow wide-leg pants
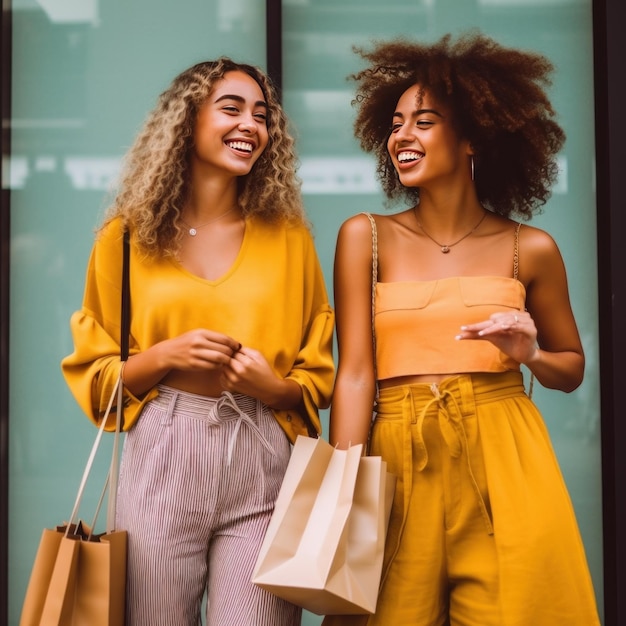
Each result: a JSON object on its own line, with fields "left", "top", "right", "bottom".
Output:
{"left": 323, "top": 372, "right": 600, "bottom": 626}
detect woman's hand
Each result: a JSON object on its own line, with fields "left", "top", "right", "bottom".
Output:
{"left": 221, "top": 346, "right": 302, "bottom": 410}
{"left": 456, "top": 310, "right": 539, "bottom": 365}
{"left": 164, "top": 329, "right": 241, "bottom": 372}
{"left": 120, "top": 329, "right": 240, "bottom": 396}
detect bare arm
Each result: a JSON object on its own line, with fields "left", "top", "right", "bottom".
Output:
{"left": 329, "top": 215, "right": 378, "bottom": 448}
{"left": 458, "top": 227, "right": 584, "bottom": 392}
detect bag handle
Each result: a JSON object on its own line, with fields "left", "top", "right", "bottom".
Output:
{"left": 106, "top": 228, "right": 131, "bottom": 529}
{"left": 121, "top": 229, "right": 131, "bottom": 362}
{"left": 362, "top": 213, "right": 379, "bottom": 399}
{"left": 66, "top": 227, "right": 131, "bottom": 537}
{"left": 514, "top": 223, "right": 535, "bottom": 399}
{"left": 66, "top": 375, "right": 123, "bottom": 537}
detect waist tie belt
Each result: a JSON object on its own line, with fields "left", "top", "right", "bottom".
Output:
{"left": 409, "top": 380, "right": 494, "bottom": 535}
{"left": 154, "top": 385, "right": 277, "bottom": 465}
{"left": 377, "top": 372, "right": 528, "bottom": 540}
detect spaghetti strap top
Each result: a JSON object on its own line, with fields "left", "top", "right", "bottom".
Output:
{"left": 365, "top": 214, "right": 526, "bottom": 379}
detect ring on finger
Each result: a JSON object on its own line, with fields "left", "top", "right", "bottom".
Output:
{"left": 514, "top": 314, "right": 519, "bottom": 323}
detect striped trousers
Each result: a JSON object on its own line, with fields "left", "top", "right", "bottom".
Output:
{"left": 115, "top": 385, "right": 301, "bottom": 626}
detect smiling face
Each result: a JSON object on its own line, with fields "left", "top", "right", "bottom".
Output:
{"left": 387, "top": 84, "right": 472, "bottom": 189}
{"left": 191, "top": 70, "right": 270, "bottom": 179}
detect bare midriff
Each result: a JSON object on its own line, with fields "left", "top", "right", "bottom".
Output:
{"left": 378, "top": 373, "right": 460, "bottom": 389}
{"left": 160, "top": 369, "right": 225, "bottom": 397}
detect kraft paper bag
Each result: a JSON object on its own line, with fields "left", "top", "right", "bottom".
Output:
{"left": 20, "top": 376, "right": 127, "bottom": 626}
{"left": 20, "top": 523, "right": 127, "bottom": 626}
{"left": 252, "top": 435, "right": 395, "bottom": 615}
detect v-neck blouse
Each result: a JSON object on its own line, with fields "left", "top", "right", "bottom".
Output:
{"left": 61, "top": 216, "right": 335, "bottom": 441}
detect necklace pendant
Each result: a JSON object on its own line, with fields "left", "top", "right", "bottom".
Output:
{"left": 441, "top": 246, "right": 450, "bottom": 253}
{"left": 189, "top": 228, "right": 197, "bottom": 236}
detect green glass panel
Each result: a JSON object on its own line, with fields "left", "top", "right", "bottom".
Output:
{"left": 8, "top": 2, "right": 265, "bottom": 623}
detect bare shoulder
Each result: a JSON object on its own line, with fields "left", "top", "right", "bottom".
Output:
{"left": 335, "top": 213, "right": 384, "bottom": 279}
{"left": 339, "top": 212, "right": 377, "bottom": 236}
{"left": 342, "top": 209, "right": 413, "bottom": 236}
{"left": 517, "top": 222, "right": 568, "bottom": 286}
{"left": 336, "top": 213, "right": 380, "bottom": 253}
{"left": 519, "top": 222, "right": 562, "bottom": 259}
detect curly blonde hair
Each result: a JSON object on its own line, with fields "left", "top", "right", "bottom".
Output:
{"left": 103, "top": 58, "right": 305, "bottom": 257}
{"left": 351, "top": 32, "right": 566, "bottom": 218}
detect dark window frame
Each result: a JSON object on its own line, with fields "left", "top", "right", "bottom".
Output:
{"left": 593, "top": 0, "right": 626, "bottom": 624}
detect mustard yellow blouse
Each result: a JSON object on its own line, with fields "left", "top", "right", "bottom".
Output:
{"left": 61, "top": 216, "right": 335, "bottom": 443}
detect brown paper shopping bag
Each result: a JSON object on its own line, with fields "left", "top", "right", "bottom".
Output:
{"left": 20, "top": 523, "right": 126, "bottom": 626}
{"left": 252, "top": 435, "right": 395, "bottom": 615}
{"left": 20, "top": 377, "right": 127, "bottom": 626}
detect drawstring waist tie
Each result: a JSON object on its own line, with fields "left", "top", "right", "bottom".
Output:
{"left": 376, "top": 371, "right": 528, "bottom": 537}
{"left": 152, "top": 385, "right": 276, "bottom": 465}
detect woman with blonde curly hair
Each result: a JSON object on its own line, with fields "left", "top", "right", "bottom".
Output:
{"left": 324, "top": 33, "right": 599, "bottom": 625}
{"left": 62, "top": 58, "right": 334, "bottom": 626}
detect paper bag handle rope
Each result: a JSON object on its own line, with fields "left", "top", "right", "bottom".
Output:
{"left": 362, "top": 213, "right": 379, "bottom": 400}
{"left": 65, "top": 228, "right": 130, "bottom": 537}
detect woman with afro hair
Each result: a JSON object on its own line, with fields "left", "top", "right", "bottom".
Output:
{"left": 61, "top": 58, "right": 334, "bottom": 625}
{"left": 324, "top": 33, "right": 600, "bottom": 625}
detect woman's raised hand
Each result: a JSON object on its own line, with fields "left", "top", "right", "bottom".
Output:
{"left": 456, "top": 311, "right": 540, "bottom": 365}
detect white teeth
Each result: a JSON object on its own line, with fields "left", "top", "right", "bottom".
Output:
{"left": 227, "top": 141, "right": 253, "bottom": 153}
{"left": 398, "top": 151, "right": 422, "bottom": 163}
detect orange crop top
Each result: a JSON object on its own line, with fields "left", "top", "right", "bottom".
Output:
{"left": 366, "top": 214, "right": 526, "bottom": 379}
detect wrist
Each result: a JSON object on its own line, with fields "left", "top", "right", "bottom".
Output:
{"left": 266, "top": 378, "right": 302, "bottom": 411}
{"left": 524, "top": 346, "right": 541, "bottom": 366}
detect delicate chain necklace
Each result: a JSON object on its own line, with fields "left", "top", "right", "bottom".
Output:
{"left": 414, "top": 209, "right": 488, "bottom": 253}
{"left": 180, "top": 206, "right": 237, "bottom": 236}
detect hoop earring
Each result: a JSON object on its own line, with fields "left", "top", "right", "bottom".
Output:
{"left": 470, "top": 155, "right": 475, "bottom": 181}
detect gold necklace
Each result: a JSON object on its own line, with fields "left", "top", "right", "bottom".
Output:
{"left": 180, "top": 206, "right": 237, "bottom": 236}
{"left": 414, "top": 209, "right": 487, "bottom": 253}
